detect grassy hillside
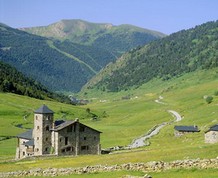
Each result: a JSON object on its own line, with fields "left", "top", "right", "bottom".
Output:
{"left": 1, "top": 68, "right": 218, "bottom": 177}
{"left": 21, "top": 19, "right": 166, "bottom": 56}
{"left": 83, "top": 20, "right": 218, "bottom": 92}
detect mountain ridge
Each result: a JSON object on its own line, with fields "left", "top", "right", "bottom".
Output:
{"left": 20, "top": 19, "right": 166, "bottom": 56}
{"left": 20, "top": 19, "right": 165, "bottom": 40}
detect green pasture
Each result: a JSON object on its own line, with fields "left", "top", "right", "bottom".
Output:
{"left": 0, "top": 69, "right": 218, "bottom": 176}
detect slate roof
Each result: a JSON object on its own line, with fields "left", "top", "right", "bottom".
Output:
{"left": 206, "top": 124, "right": 218, "bottom": 132}
{"left": 52, "top": 120, "right": 102, "bottom": 133}
{"left": 17, "top": 129, "right": 33, "bottom": 139}
{"left": 52, "top": 120, "right": 76, "bottom": 131}
{"left": 23, "top": 139, "right": 34, "bottom": 146}
{"left": 34, "top": 104, "right": 54, "bottom": 114}
{"left": 174, "top": 126, "right": 200, "bottom": 132}
{"left": 54, "top": 120, "right": 65, "bottom": 127}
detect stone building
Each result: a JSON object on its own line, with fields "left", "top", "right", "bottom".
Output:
{"left": 205, "top": 124, "right": 218, "bottom": 143}
{"left": 16, "top": 105, "right": 101, "bottom": 159}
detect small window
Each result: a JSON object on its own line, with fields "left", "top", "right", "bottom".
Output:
{"left": 84, "top": 137, "right": 86, "bottom": 140}
{"left": 35, "top": 148, "right": 39, "bottom": 152}
{"left": 59, "top": 138, "right": 62, "bottom": 142}
{"left": 66, "top": 147, "right": 71, "bottom": 152}
{"left": 37, "top": 137, "right": 39, "bottom": 140}
{"left": 94, "top": 136, "right": 96, "bottom": 140}
{"left": 61, "top": 149, "right": 65, "bottom": 153}
{"left": 46, "top": 125, "right": 49, "bottom": 131}
{"left": 45, "top": 147, "right": 49, "bottom": 152}
{"left": 65, "top": 137, "right": 68, "bottom": 145}
{"left": 36, "top": 116, "right": 38, "bottom": 120}
{"left": 46, "top": 116, "right": 51, "bottom": 120}
{"left": 81, "top": 145, "right": 89, "bottom": 150}
{"left": 45, "top": 137, "right": 48, "bottom": 141}
{"left": 37, "top": 126, "right": 40, "bottom": 130}
{"left": 23, "top": 151, "right": 25, "bottom": 156}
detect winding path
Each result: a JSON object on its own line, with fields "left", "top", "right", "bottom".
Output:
{"left": 128, "top": 97, "right": 182, "bottom": 149}
{"left": 129, "top": 122, "right": 168, "bottom": 148}
{"left": 167, "top": 110, "right": 182, "bottom": 122}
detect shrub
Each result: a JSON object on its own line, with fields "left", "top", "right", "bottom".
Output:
{"left": 205, "top": 96, "right": 213, "bottom": 104}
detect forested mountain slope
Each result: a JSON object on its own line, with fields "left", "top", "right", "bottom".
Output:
{"left": 0, "top": 61, "right": 70, "bottom": 102}
{"left": 83, "top": 20, "right": 218, "bottom": 92}
{"left": 0, "top": 21, "right": 164, "bottom": 92}
{"left": 0, "top": 24, "right": 115, "bottom": 92}
{"left": 21, "top": 19, "right": 166, "bottom": 56}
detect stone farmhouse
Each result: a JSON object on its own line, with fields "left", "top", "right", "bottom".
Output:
{"left": 16, "top": 105, "right": 101, "bottom": 159}
{"left": 205, "top": 124, "right": 218, "bottom": 143}
{"left": 174, "top": 125, "right": 200, "bottom": 137}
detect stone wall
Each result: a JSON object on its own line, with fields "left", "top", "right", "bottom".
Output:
{"left": 56, "top": 125, "right": 77, "bottom": 156}
{"left": 78, "top": 123, "right": 101, "bottom": 155}
{"left": 1, "top": 158, "right": 218, "bottom": 177}
{"left": 16, "top": 138, "right": 29, "bottom": 159}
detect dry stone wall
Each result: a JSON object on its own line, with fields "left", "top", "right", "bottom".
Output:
{"left": 0, "top": 158, "right": 218, "bottom": 177}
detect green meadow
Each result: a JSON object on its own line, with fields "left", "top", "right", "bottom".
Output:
{"left": 0, "top": 69, "right": 218, "bottom": 177}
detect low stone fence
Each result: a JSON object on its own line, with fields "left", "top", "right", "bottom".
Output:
{"left": 1, "top": 158, "right": 218, "bottom": 177}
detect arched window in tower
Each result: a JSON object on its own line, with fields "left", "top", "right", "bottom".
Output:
{"left": 36, "top": 116, "right": 38, "bottom": 120}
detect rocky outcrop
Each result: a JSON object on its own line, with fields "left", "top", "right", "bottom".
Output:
{"left": 0, "top": 158, "right": 218, "bottom": 177}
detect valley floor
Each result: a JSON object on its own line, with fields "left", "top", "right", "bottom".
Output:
{"left": 1, "top": 69, "right": 218, "bottom": 177}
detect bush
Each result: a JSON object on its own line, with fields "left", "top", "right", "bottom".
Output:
{"left": 205, "top": 96, "right": 213, "bottom": 104}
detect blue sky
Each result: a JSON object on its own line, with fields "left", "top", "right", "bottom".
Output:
{"left": 0, "top": 0, "right": 217, "bottom": 34}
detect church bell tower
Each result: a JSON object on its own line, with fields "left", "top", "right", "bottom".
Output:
{"left": 33, "top": 105, "right": 54, "bottom": 156}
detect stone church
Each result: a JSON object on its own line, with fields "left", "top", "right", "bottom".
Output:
{"left": 16, "top": 105, "right": 101, "bottom": 159}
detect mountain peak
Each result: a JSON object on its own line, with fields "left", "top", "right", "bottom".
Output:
{"left": 20, "top": 19, "right": 165, "bottom": 41}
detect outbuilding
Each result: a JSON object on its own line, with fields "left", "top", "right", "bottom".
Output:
{"left": 205, "top": 124, "right": 218, "bottom": 143}
{"left": 174, "top": 125, "right": 200, "bottom": 137}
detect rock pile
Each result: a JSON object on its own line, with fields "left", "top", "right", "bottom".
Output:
{"left": 0, "top": 158, "right": 218, "bottom": 177}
